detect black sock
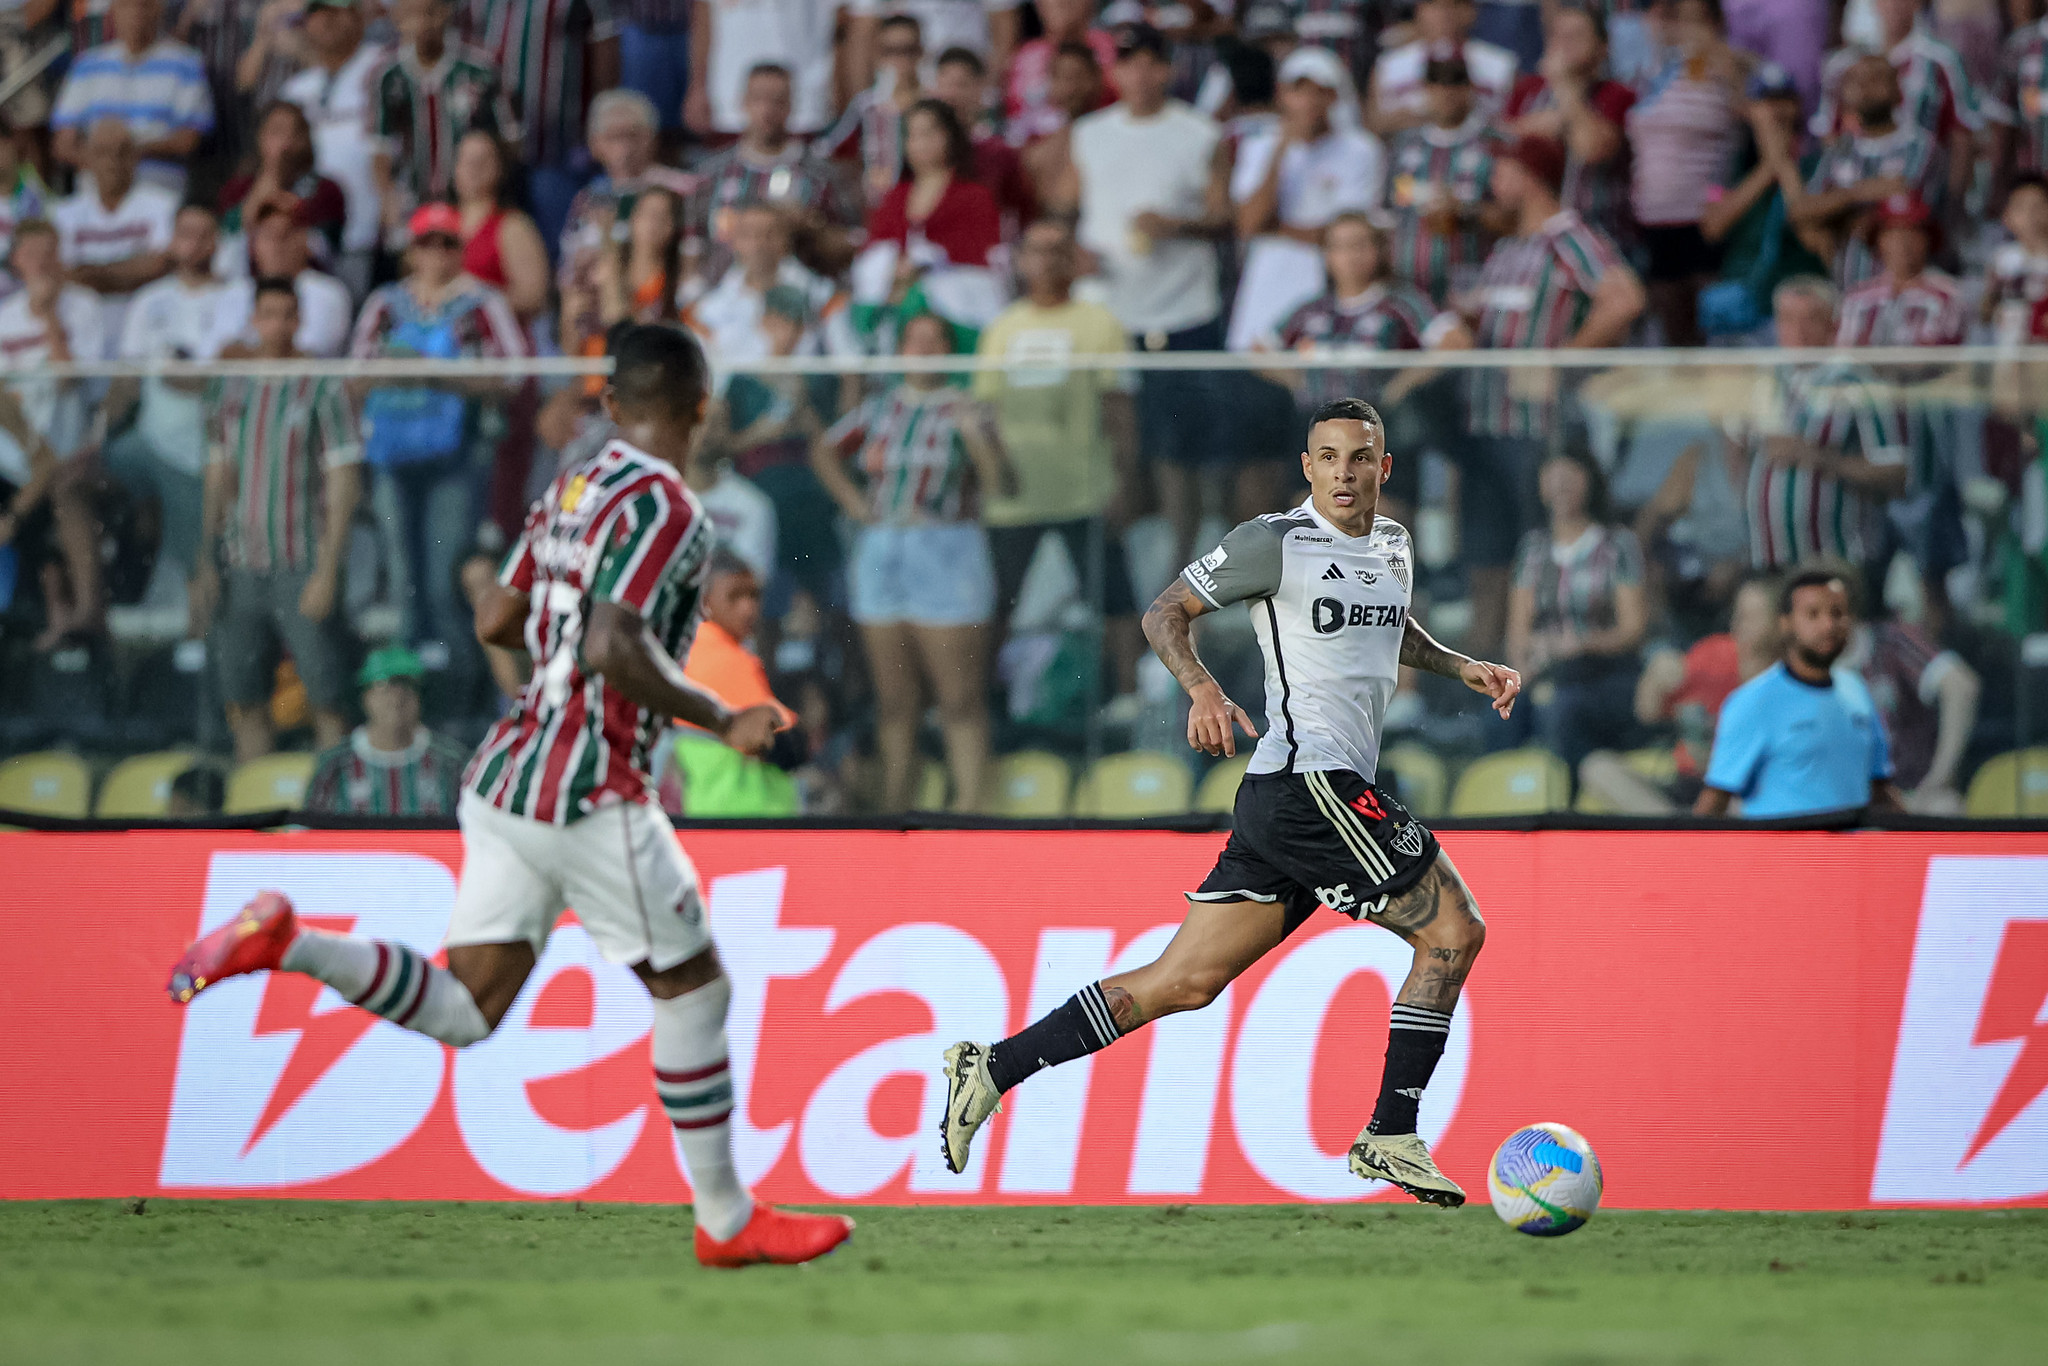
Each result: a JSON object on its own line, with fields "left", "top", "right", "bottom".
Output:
{"left": 1367, "top": 1004, "right": 1452, "bottom": 1135}
{"left": 986, "top": 982, "right": 1125, "bottom": 1093}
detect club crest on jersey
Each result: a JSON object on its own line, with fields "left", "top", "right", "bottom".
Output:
{"left": 560, "top": 473, "right": 589, "bottom": 513}
{"left": 1391, "top": 821, "right": 1426, "bottom": 858}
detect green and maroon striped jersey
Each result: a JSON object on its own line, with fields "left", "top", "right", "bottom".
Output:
{"left": 465, "top": 439, "right": 712, "bottom": 825}
{"left": 305, "top": 727, "right": 472, "bottom": 815}
{"left": 467, "top": 0, "right": 618, "bottom": 168}
{"left": 371, "top": 41, "right": 517, "bottom": 201}
{"left": 1384, "top": 117, "right": 1499, "bottom": 306}
{"left": 823, "top": 385, "right": 982, "bottom": 523}
{"left": 1804, "top": 125, "right": 1944, "bottom": 291}
{"left": 1466, "top": 209, "right": 1626, "bottom": 438}
{"left": 205, "top": 374, "right": 363, "bottom": 574}
{"left": 1998, "top": 21, "right": 2048, "bottom": 173}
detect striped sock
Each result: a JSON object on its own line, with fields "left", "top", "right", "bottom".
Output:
{"left": 652, "top": 976, "right": 753, "bottom": 1242}
{"left": 1368, "top": 1003, "right": 1453, "bottom": 1136}
{"left": 281, "top": 930, "right": 490, "bottom": 1047}
{"left": 986, "top": 981, "right": 1126, "bottom": 1094}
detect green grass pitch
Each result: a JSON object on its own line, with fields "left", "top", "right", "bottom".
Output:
{"left": 3, "top": 1201, "right": 2044, "bottom": 1365}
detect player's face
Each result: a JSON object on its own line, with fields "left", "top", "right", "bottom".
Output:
{"left": 1783, "top": 581, "right": 1852, "bottom": 669}
{"left": 1302, "top": 418, "right": 1389, "bottom": 523}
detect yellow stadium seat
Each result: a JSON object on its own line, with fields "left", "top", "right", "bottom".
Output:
{"left": 1072, "top": 751, "right": 1193, "bottom": 818}
{"left": 1195, "top": 754, "right": 1251, "bottom": 813}
{"left": 95, "top": 750, "right": 199, "bottom": 818}
{"left": 1450, "top": 748, "right": 1571, "bottom": 817}
{"left": 1575, "top": 746, "right": 1678, "bottom": 813}
{"left": 1966, "top": 748, "right": 2048, "bottom": 817}
{"left": 1380, "top": 743, "right": 1448, "bottom": 818}
{"left": 225, "top": 753, "right": 317, "bottom": 814}
{"left": 992, "top": 750, "right": 1071, "bottom": 817}
{"left": 912, "top": 758, "right": 950, "bottom": 812}
{"left": 0, "top": 750, "right": 91, "bottom": 817}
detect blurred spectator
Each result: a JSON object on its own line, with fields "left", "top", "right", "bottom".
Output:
{"left": 686, "top": 401, "right": 779, "bottom": 579}
{"left": 1506, "top": 448, "right": 1649, "bottom": 772}
{"left": 217, "top": 101, "right": 350, "bottom": 274}
{"left": 51, "top": 119, "right": 176, "bottom": 349}
{"left": 688, "top": 0, "right": 847, "bottom": 137}
{"left": 1015, "top": 41, "right": 1107, "bottom": 204}
{"left": 303, "top": 645, "right": 471, "bottom": 815}
{"left": 663, "top": 550, "right": 803, "bottom": 815}
{"left": 1460, "top": 135, "right": 1643, "bottom": 659}
{"left": 1721, "top": 0, "right": 1828, "bottom": 109}
{"left": 95, "top": 203, "right": 235, "bottom": 597}
{"left": 858, "top": 99, "right": 1006, "bottom": 340}
{"left": 1696, "top": 568, "right": 1900, "bottom": 817}
{"left": 1006, "top": 0, "right": 1117, "bottom": 143}
{"left": 566, "top": 185, "right": 685, "bottom": 365}
{"left": 1580, "top": 571, "right": 1778, "bottom": 813}
{"left": 452, "top": 130, "right": 551, "bottom": 324}
{"left": 1985, "top": 173, "right": 2048, "bottom": 344}
{"left": 812, "top": 311, "right": 1010, "bottom": 812}
{"left": 195, "top": 277, "right": 362, "bottom": 762}
{"left": 1226, "top": 45, "right": 1384, "bottom": 350}
{"left": 1834, "top": 568, "right": 1980, "bottom": 811}
{"left": 278, "top": 0, "right": 389, "bottom": 301}
{"left": 348, "top": 204, "right": 526, "bottom": 688}
{"left": 1994, "top": 7, "right": 2048, "bottom": 185}
{"left": 1698, "top": 64, "right": 1829, "bottom": 345}
{"left": 616, "top": 0, "right": 695, "bottom": 150}
{"left": 931, "top": 46, "right": 1036, "bottom": 236}
{"left": 825, "top": 12, "right": 930, "bottom": 208}
{"left": 182, "top": 0, "right": 296, "bottom": 166}
{"left": 0, "top": 127, "right": 50, "bottom": 266}
{"left": 687, "top": 63, "right": 854, "bottom": 278}
{"left": 851, "top": 0, "right": 1018, "bottom": 90}
{"left": 686, "top": 202, "right": 836, "bottom": 361}
{"left": 559, "top": 89, "right": 698, "bottom": 301}
{"left": 1834, "top": 193, "right": 1965, "bottom": 346}
{"left": 1369, "top": 0, "right": 1517, "bottom": 136}
{"left": 1814, "top": 0, "right": 1981, "bottom": 213}
{"left": 165, "top": 762, "right": 226, "bottom": 816}
{"left": 0, "top": 307, "right": 99, "bottom": 651}
{"left": 1503, "top": 2, "right": 1635, "bottom": 252}
{"left": 1260, "top": 0, "right": 1375, "bottom": 87}
{"left": 51, "top": 0, "right": 213, "bottom": 185}
{"left": 1622, "top": 0, "right": 1745, "bottom": 347}
{"left": 975, "top": 217, "right": 1143, "bottom": 704}
{"left": 370, "top": 0, "right": 515, "bottom": 240}
{"left": 1793, "top": 51, "right": 1945, "bottom": 293}
{"left": 1724, "top": 276, "right": 1908, "bottom": 574}
{"left": 471, "top": 0, "right": 621, "bottom": 250}
{"left": 0, "top": 3, "right": 54, "bottom": 141}
{"left": 214, "top": 203, "right": 356, "bottom": 357}
{"left": 1384, "top": 52, "right": 1498, "bottom": 308}
{"left": 1062, "top": 22, "right": 1230, "bottom": 571}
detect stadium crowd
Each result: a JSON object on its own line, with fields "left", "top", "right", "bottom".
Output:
{"left": 0, "top": 0, "right": 2044, "bottom": 820}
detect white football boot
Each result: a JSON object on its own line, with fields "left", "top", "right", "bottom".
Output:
{"left": 1349, "top": 1128, "right": 1467, "bottom": 1207}
{"left": 939, "top": 1041, "right": 1002, "bottom": 1174}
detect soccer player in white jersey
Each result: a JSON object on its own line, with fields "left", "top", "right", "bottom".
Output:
{"left": 941, "top": 397, "right": 1522, "bottom": 1205}
{"left": 167, "top": 324, "right": 854, "bottom": 1267}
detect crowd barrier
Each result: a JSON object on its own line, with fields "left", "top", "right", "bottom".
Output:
{"left": 5, "top": 826, "right": 2047, "bottom": 1210}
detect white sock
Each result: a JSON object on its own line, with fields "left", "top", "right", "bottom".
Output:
{"left": 282, "top": 929, "right": 491, "bottom": 1047}
{"left": 652, "top": 975, "right": 754, "bottom": 1241}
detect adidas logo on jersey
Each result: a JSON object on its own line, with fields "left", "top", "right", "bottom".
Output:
{"left": 1322, "top": 563, "right": 1345, "bottom": 580}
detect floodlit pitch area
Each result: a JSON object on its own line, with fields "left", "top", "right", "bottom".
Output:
{"left": 4, "top": 1203, "right": 2044, "bottom": 1365}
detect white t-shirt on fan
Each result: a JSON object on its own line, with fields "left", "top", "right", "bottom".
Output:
{"left": 1070, "top": 99, "right": 1223, "bottom": 337}
{"left": 707, "top": 0, "right": 846, "bottom": 134}
{"left": 120, "top": 274, "right": 238, "bottom": 475}
{"left": 1226, "top": 124, "right": 1385, "bottom": 350}
{"left": 50, "top": 181, "right": 179, "bottom": 351}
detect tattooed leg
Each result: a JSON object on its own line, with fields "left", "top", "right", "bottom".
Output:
{"left": 1364, "top": 852, "right": 1486, "bottom": 1135}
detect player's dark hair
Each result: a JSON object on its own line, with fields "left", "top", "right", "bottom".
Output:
{"left": 253, "top": 275, "right": 298, "bottom": 305}
{"left": 1307, "top": 397, "right": 1382, "bottom": 434}
{"left": 1779, "top": 567, "right": 1848, "bottom": 615}
{"left": 935, "top": 45, "right": 985, "bottom": 77}
{"left": 608, "top": 323, "right": 709, "bottom": 418}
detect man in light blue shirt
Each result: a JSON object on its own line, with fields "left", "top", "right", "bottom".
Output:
{"left": 1696, "top": 568, "right": 1902, "bottom": 819}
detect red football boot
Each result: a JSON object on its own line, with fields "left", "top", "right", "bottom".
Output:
{"left": 694, "top": 1204, "right": 855, "bottom": 1268}
{"left": 167, "top": 891, "right": 300, "bottom": 1004}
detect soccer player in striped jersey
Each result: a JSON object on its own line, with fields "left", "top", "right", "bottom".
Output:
{"left": 169, "top": 324, "right": 853, "bottom": 1267}
{"left": 941, "top": 398, "right": 1524, "bottom": 1206}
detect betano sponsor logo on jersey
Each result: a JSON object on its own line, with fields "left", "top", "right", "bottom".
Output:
{"left": 1311, "top": 598, "right": 1408, "bottom": 635}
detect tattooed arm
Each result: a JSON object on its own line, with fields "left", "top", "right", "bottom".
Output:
{"left": 1143, "top": 579, "right": 1260, "bottom": 757}
{"left": 1401, "top": 616, "right": 1523, "bottom": 719}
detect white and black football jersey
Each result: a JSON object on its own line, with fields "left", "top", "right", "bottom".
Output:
{"left": 1181, "top": 498, "right": 1413, "bottom": 780}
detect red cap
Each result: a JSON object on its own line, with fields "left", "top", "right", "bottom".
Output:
{"left": 1502, "top": 135, "right": 1567, "bottom": 195}
{"left": 407, "top": 202, "right": 464, "bottom": 241}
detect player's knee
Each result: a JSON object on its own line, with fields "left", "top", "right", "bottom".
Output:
{"left": 1445, "top": 914, "right": 1486, "bottom": 960}
{"left": 1159, "top": 965, "right": 1232, "bottom": 1015}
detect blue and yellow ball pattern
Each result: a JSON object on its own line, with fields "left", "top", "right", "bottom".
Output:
{"left": 1488, "top": 1123, "right": 1603, "bottom": 1236}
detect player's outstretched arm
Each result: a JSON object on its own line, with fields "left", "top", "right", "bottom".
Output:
{"left": 1143, "top": 580, "right": 1259, "bottom": 757}
{"left": 583, "top": 600, "right": 779, "bottom": 756}
{"left": 1401, "top": 617, "right": 1521, "bottom": 720}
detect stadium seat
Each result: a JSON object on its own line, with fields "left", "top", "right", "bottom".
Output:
{"left": 992, "top": 750, "right": 1071, "bottom": 817}
{"left": 1380, "top": 743, "right": 1448, "bottom": 818}
{"left": 1195, "top": 754, "right": 1251, "bottom": 813}
{"left": 224, "top": 753, "right": 317, "bottom": 814}
{"left": 0, "top": 750, "right": 91, "bottom": 817}
{"left": 1965, "top": 748, "right": 2048, "bottom": 817}
{"left": 95, "top": 750, "right": 199, "bottom": 818}
{"left": 1072, "top": 751, "right": 1193, "bottom": 818}
{"left": 912, "top": 758, "right": 950, "bottom": 812}
{"left": 1575, "top": 746, "right": 1677, "bottom": 814}
{"left": 1449, "top": 748, "right": 1571, "bottom": 816}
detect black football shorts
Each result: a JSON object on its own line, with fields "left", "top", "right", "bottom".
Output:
{"left": 1193, "top": 768, "right": 1441, "bottom": 935}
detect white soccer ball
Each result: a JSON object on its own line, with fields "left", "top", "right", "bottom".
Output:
{"left": 1488, "top": 1122, "right": 1602, "bottom": 1236}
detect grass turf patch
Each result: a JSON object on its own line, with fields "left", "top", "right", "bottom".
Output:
{"left": 2, "top": 1201, "right": 2044, "bottom": 1365}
